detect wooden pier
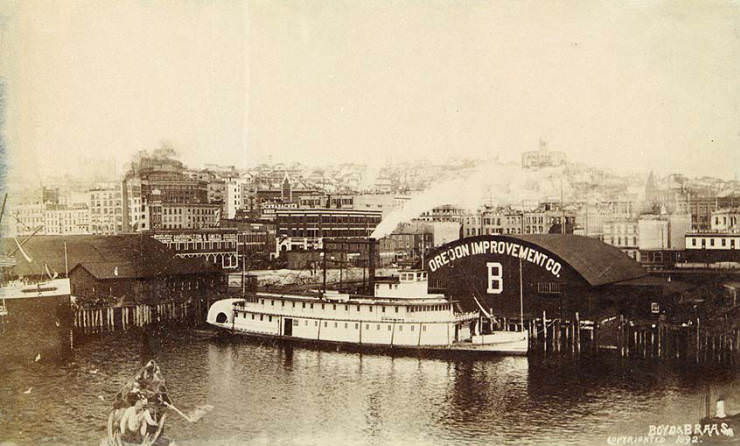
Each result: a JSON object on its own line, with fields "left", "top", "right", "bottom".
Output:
{"left": 499, "top": 310, "right": 740, "bottom": 367}
{"left": 72, "top": 298, "right": 208, "bottom": 341}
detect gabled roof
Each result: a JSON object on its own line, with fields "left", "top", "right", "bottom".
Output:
{"left": 3, "top": 234, "right": 220, "bottom": 278}
{"left": 510, "top": 234, "right": 647, "bottom": 286}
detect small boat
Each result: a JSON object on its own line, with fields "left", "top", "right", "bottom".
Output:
{"left": 100, "top": 360, "right": 175, "bottom": 446}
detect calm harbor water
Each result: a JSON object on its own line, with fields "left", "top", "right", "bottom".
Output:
{"left": 1, "top": 328, "right": 738, "bottom": 446}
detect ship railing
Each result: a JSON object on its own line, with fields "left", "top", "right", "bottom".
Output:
{"left": 454, "top": 311, "right": 479, "bottom": 322}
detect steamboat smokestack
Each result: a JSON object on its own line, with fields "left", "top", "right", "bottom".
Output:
{"left": 368, "top": 237, "right": 376, "bottom": 296}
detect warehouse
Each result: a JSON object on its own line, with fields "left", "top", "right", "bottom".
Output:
{"left": 426, "top": 234, "right": 688, "bottom": 322}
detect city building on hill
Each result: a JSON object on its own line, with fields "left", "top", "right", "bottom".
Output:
{"left": 275, "top": 208, "right": 382, "bottom": 256}
{"left": 521, "top": 140, "right": 567, "bottom": 169}
{"left": 43, "top": 204, "right": 91, "bottom": 235}
{"left": 463, "top": 205, "right": 575, "bottom": 238}
{"left": 602, "top": 218, "right": 639, "bottom": 261}
{"left": 637, "top": 214, "right": 690, "bottom": 250}
{"left": 10, "top": 202, "right": 44, "bottom": 236}
{"left": 418, "top": 204, "right": 466, "bottom": 224}
{"left": 88, "top": 185, "right": 123, "bottom": 234}
{"left": 152, "top": 201, "right": 221, "bottom": 231}
{"left": 711, "top": 207, "right": 740, "bottom": 232}
{"left": 352, "top": 194, "right": 409, "bottom": 217}
{"left": 574, "top": 200, "right": 635, "bottom": 239}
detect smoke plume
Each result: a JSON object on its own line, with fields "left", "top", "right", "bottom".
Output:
{"left": 370, "top": 161, "right": 572, "bottom": 239}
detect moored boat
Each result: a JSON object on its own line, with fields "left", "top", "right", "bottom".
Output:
{"left": 207, "top": 269, "right": 528, "bottom": 355}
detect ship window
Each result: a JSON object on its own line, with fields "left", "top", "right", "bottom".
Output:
{"left": 251, "top": 314, "right": 254, "bottom": 320}
{"left": 271, "top": 300, "right": 274, "bottom": 306}
{"left": 321, "top": 304, "right": 325, "bottom": 309}
{"left": 369, "top": 306, "right": 373, "bottom": 312}
{"left": 334, "top": 322, "right": 338, "bottom": 328}
{"left": 292, "top": 302, "right": 295, "bottom": 308}
{"left": 305, "top": 320, "right": 308, "bottom": 326}
{"left": 395, "top": 306, "right": 399, "bottom": 313}
{"left": 377, "top": 324, "right": 381, "bottom": 330}
{"left": 365, "top": 324, "right": 370, "bottom": 330}
{"left": 281, "top": 301, "right": 284, "bottom": 307}
{"left": 388, "top": 325, "right": 392, "bottom": 331}
{"left": 333, "top": 304, "right": 336, "bottom": 310}
{"left": 293, "top": 320, "right": 299, "bottom": 326}
{"left": 344, "top": 305, "right": 348, "bottom": 311}
{"left": 310, "top": 303, "right": 314, "bottom": 309}
{"left": 422, "top": 325, "right": 427, "bottom": 332}
{"left": 410, "top": 325, "right": 414, "bottom": 331}
{"left": 355, "top": 323, "right": 359, "bottom": 329}
{"left": 269, "top": 316, "right": 272, "bottom": 322}
{"left": 260, "top": 315, "right": 263, "bottom": 321}
{"left": 357, "top": 305, "right": 361, "bottom": 312}
{"left": 324, "top": 322, "right": 327, "bottom": 327}
{"left": 302, "top": 302, "right": 306, "bottom": 308}
{"left": 260, "top": 299, "right": 264, "bottom": 304}
{"left": 344, "top": 323, "right": 348, "bottom": 328}
{"left": 315, "top": 321, "right": 318, "bottom": 327}
{"left": 382, "top": 306, "right": 386, "bottom": 313}
{"left": 399, "top": 326, "right": 403, "bottom": 331}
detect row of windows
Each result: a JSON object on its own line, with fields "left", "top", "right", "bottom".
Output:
{"left": 408, "top": 304, "right": 449, "bottom": 313}
{"left": 247, "top": 312, "right": 430, "bottom": 332}
{"left": 260, "top": 298, "right": 401, "bottom": 313}
{"left": 690, "top": 237, "right": 738, "bottom": 248}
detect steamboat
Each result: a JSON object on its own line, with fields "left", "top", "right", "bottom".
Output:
{"left": 206, "top": 269, "right": 528, "bottom": 355}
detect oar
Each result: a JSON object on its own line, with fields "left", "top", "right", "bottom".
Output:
{"left": 163, "top": 401, "right": 213, "bottom": 423}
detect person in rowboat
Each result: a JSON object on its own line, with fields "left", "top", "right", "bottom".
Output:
{"left": 119, "top": 397, "right": 159, "bottom": 443}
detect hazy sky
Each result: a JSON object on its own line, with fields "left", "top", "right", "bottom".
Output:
{"left": 2, "top": 0, "right": 739, "bottom": 183}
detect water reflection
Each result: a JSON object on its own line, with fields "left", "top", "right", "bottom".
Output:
{"left": 0, "top": 329, "right": 736, "bottom": 445}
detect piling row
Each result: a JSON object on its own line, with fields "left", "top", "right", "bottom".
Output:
{"left": 503, "top": 312, "right": 739, "bottom": 366}
{"left": 73, "top": 301, "right": 196, "bottom": 337}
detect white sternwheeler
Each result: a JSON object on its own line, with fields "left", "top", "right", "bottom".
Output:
{"left": 207, "top": 270, "right": 528, "bottom": 356}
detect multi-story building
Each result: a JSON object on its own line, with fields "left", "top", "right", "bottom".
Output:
{"left": 11, "top": 203, "right": 45, "bottom": 236}
{"left": 602, "top": 219, "right": 640, "bottom": 261}
{"left": 463, "top": 205, "right": 576, "bottom": 238}
{"left": 42, "top": 204, "right": 90, "bottom": 235}
{"left": 151, "top": 229, "right": 239, "bottom": 269}
{"left": 156, "top": 202, "right": 221, "bottom": 230}
{"left": 574, "top": 201, "right": 635, "bottom": 239}
{"left": 637, "top": 214, "right": 691, "bottom": 250}
{"left": 352, "top": 194, "right": 409, "bottom": 217}
{"left": 418, "top": 204, "right": 466, "bottom": 224}
{"left": 711, "top": 208, "right": 740, "bottom": 232}
{"left": 219, "top": 218, "right": 277, "bottom": 265}
{"left": 88, "top": 186, "right": 123, "bottom": 234}
{"left": 224, "top": 178, "right": 243, "bottom": 219}
{"left": 275, "top": 208, "right": 382, "bottom": 255}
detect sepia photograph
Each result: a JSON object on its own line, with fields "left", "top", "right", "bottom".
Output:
{"left": 0, "top": 1, "right": 739, "bottom": 445}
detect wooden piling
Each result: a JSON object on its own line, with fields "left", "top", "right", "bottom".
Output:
{"left": 542, "top": 311, "right": 548, "bottom": 356}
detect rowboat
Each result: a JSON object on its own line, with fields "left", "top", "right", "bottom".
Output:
{"left": 100, "top": 360, "right": 175, "bottom": 446}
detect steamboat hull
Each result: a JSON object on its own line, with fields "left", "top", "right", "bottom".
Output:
{"left": 210, "top": 322, "right": 529, "bottom": 357}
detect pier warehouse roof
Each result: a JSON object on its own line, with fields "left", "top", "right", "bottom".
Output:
{"left": 425, "top": 235, "right": 681, "bottom": 320}
{"left": 2, "top": 234, "right": 221, "bottom": 279}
